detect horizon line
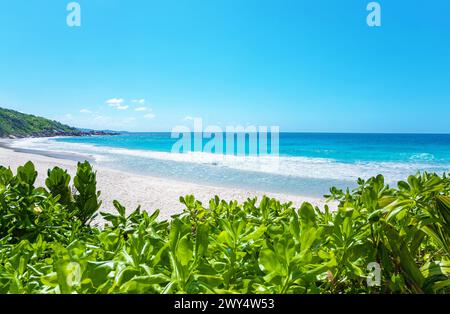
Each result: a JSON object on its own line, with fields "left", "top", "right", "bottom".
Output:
{"left": 81, "top": 130, "right": 450, "bottom": 135}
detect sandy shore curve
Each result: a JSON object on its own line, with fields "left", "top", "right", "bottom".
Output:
{"left": 0, "top": 145, "right": 336, "bottom": 225}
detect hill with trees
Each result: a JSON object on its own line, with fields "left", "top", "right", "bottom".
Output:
{"left": 0, "top": 107, "right": 116, "bottom": 138}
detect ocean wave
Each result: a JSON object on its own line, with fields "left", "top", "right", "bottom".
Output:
{"left": 9, "top": 137, "right": 450, "bottom": 183}
{"left": 409, "top": 153, "right": 435, "bottom": 161}
{"left": 9, "top": 137, "right": 113, "bottom": 163}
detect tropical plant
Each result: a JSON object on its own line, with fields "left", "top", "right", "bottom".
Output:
{"left": 0, "top": 161, "right": 448, "bottom": 294}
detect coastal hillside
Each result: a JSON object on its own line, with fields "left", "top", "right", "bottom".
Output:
{"left": 0, "top": 107, "right": 80, "bottom": 138}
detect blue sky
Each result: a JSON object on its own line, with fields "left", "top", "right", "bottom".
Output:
{"left": 0, "top": 0, "right": 449, "bottom": 133}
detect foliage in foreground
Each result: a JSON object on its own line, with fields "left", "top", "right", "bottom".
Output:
{"left": 0, "top": 161, "right": 449, "bottom": 294}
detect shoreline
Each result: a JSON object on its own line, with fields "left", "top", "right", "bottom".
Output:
{"left": 0, "top": 144, "right": 336, "bottom": 224}
{"left": 0, "top": 139, "right": 96, "bottom": 163}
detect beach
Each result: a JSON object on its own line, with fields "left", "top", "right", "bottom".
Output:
{"left": 0, "top": 144, "right": 334, "bottom": 225}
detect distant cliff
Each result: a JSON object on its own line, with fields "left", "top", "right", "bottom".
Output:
{"left": 0, "top": 107, "right": 117, "bottom": 138}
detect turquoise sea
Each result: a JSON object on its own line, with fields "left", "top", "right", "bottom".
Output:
{"left": 12, "top": 133, "right": 450, "bottom": 197}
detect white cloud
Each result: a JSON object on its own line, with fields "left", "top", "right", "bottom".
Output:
{"left": 144, "top": 113, "right": 155, "bottom": 120}
{"left": 106, "top": 98, "right": 124, "bottom": 105}
{"left": 183, "top": 115, "right": 194, "bottom": 121}
{"left": 80, "top": 109, "right": 92, "bottom": 114}
{"left": 134, "top": 106, "right": 147, "bottom": 112}
{"left": 106, "top": 98, "right": 129, "bottom": 110}
{"left": 131, "top": 99, "right": 145, "bottom": 104}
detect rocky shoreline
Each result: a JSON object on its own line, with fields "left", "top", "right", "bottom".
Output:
{"left": 3, "top": 129, "right": 119, "bottom": 139}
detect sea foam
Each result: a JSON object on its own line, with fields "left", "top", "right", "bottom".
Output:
{"left": 10, "top": 137, "right": 450, "bottom": 185}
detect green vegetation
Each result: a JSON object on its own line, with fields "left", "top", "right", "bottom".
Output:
{"left": 0, "top": 161, "right": 449, "bottom": 293}
{"left": 0, "top": 107, "right": 79, "bottom": 138}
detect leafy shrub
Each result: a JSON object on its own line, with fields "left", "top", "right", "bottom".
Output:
{"left": 0, "top": 161, "right": 449, "bottom": 294}
{"left": 73, "top": 161, "right": 102, "bottom": 224}
{"left": 46, "top": 167, "right": 72, "bottom": 206}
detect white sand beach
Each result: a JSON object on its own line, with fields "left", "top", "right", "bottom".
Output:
{"left": 0, "top": 145, "right": 335, "bottom": 224}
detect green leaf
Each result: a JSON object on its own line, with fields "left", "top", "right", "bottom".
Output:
{"left": 259, "top": 249, "right": 286, "bottom": 276}
{"left": 177, "top": 235, "right": 193, "bottom": 266}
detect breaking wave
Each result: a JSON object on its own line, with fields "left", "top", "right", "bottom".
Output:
{"left": 9, "top": 137, "right": 450, "bottom": 184}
